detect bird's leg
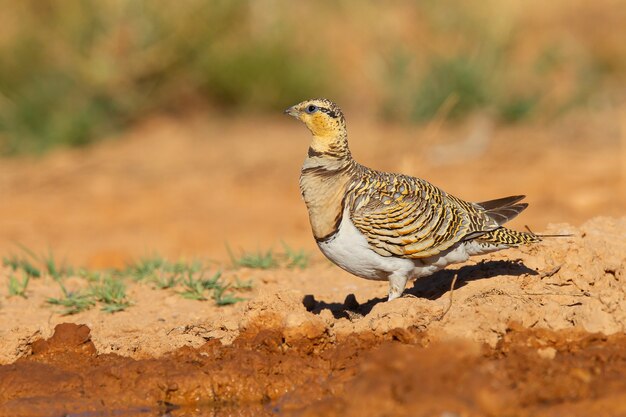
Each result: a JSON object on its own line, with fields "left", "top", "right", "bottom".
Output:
{"left": 388, "top": 273, "right": 408, "bottom": 301}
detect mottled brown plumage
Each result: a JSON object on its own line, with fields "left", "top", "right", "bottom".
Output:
{"left": 285, "top": 98, "right": 540, "bottom": 300}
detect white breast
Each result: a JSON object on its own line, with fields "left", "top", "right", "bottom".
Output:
{"left": 317, "top": 210, "right": 416, "bottom": 281}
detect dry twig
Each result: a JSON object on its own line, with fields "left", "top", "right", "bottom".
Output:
{"left": 438, "top": 273, "right": 459, "bottom": 320}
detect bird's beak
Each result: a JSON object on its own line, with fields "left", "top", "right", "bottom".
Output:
{"left": 284, "top": 105, "right": 300, "bottom": 118}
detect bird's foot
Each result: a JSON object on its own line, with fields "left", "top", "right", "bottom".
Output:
{"left": 345, "top": 310, "right": 364, "bottom": 321}
{"left": 387, "top": 274, "right": 409, "bottom": 301}
{"left": 400, "top": 293, "right": 419, "bottom": 299}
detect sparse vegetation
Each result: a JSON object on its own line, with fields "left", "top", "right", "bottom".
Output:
{"left": 3, "top": 248, "right": 72, "bottom": 281}
{"left": 124, "top": 256, "right": 168, "bottom": 281}
{"left": 3, "top": 255, "right": 41, "bottom": 279}
{"left": 282, "top": 243, "right": 309, "bottom": 270}
{"left": 47, "top": 283, "right": 96, "bottom": 315}
{"left": 213, "top": 285, "right": 244, "bottom": 306}
{"left": 402, "top": 51, "right": 547, "bottom": 124}
{"left": 175, "top": 267, "right": 247, "bottom": 304}
{"left": 42, "top": 252, "right": 73, "bottom": 281}
{"left": 123, "top": 255, "right": 198, "bottom": 283}
{"left": 2, "top": 248, "right": 95, "bottom": 312}
{"left": 228, "top": 247, "right": 278, "bottom": 270}
{"left": 228, "top": 244, "right": 309, "bottom": 270}
{"left": 232, "top": 277, "right": 254, "bottom": 291}
{"left": 7, "top": 272, "right": 30, "bottom": 298}
{"left": 91, "top": 276, "right": 131, "bottom": 313}
{"left": 76, "top": 268, "right": 104, "bottom": 283}
{"left": 179, "top": 273, "right": 209, "bottom": 301}
{"left": 0, "top": 249, "right": 248, "bottom": 313}
{"left": 123, "top": 257, "right": 247, "bottom": 305}
{"left": 179, "top": 270, "right": 219, "bottom": 301}
{"left": 123, "top": 256, "right": 211, "bottom": 292}
{"left": 153, "top": 273, "right": 180, "bottom": 290}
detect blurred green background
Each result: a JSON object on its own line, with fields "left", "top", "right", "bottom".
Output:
{"left": 1, "top": 0, "right": 625, "bottom": 155}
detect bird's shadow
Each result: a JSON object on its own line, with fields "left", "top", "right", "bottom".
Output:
{"left": 303, "top": 259, "right": 538, "bottom": 319}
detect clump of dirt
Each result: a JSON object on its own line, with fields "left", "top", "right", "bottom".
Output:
{"left": 4, "top": 322, "right": 626, "bottom": 417}
{"left": 30, "top": 323, "right": 96, "bottom": 356}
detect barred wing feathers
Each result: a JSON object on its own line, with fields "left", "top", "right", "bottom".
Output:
{"left": 348, "top": 171, "right": 509, "bottom": 259}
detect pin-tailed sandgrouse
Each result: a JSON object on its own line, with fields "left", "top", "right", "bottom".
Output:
{"left": 285, "top": 98, "right": 540, "bottom": 301}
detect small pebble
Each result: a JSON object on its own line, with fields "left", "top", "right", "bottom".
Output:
{"left": 537, "top": 347, "right": 557, "bottom": 360}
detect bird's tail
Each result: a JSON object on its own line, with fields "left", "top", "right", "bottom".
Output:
{"left": 476, "top": 195, "right": 528, "bottom": 226}
{"left": 475, "top": 227, "right": 542, "bottom": 246}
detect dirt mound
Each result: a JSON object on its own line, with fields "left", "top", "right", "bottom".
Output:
{"left": 236, "top": 216, "right": 626, "bottom": 347}
{"left": 4, "top": 323, "right": 626, "bottom": 416}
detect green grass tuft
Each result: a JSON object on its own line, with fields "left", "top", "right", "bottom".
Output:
{"left": 123, "top": 256, "right": 201, "bottom": 284}
{"left": 91, "top": 276, "right": 131, "bottom": 313}
{"left": 180, "top": 270, "right": 227, "bottom": 301}
{"left": 282, "top": 242, "right": 309, "bottom": 270}
{"left": 3, "top": 247, "right": 72, "bottom": 280}
{"left": 3, "top": 255, "right": 41, "bottom": 279}
{"left": 43, "top": 252, "right": 73, "bottom": 281}
{"left": 153, "top": 273, "right": 180, "bottom": 290}
{"left": 227, "top": 245, "right": 278, "bottom": 270}
{"left": 228, "top": 243, "right": 309, "bottom": 270}
{"left": 47, "top": 276, "right": 131, "bottom": 315}
{"left": 180, "top": 270, "right": 212, "bottom": 301}
{"left": 123, "top": 255, "right": 169, "bottom": 281}
{"left": 213, "top": 285, "right": 244, "bottom": 306}
{"left": 76, "top": 268, "right": 103, "bottom": 283}
{"left": 123, "top": 256, "right": 246, "bottom": 306}
{"left": 232, "top": 277, "right": 254, "bottom": 291}
{"left": 8, "top": 272, "right": 30, "bottom": 298}
{"left": 4, "top": 250, "right": 248, "bottom": 311}
{"left": 47, "top": 282, "right": 96, "bottom": 316}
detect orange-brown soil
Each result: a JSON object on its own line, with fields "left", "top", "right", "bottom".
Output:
{"left": 4, "top": 322, "right": 626, "bottom": 417}
{"left": 0, "top": 112, "right": 625, "bottom": 416}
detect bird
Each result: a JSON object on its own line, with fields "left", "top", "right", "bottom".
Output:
{"left": 284, "top": 98, "right": 540, "bottom": 301}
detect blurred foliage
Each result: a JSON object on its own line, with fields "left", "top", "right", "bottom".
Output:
{"left": 0, "top": 0, "right": 624, "bottom": 154}
{"left": 411, "top": 55, "right": 491, "bottom": 121}
{"left": 0, "top": 0, "right": 326, "bottom": 154}
{"left": 379, "top": 0, "right": 625, "bottom": 123}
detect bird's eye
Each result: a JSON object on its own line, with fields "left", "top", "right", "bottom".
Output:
{"left": 306, "top": 105, "right": 318, "bottom": 114}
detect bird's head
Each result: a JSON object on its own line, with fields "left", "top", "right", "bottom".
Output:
{"left": 284, "top": 98, "right": 346, "bottom": 138}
